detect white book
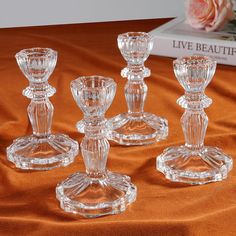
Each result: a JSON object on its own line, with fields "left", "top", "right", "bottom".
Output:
{"left": 150, "top": 16, "right": 236, "bottom": 66}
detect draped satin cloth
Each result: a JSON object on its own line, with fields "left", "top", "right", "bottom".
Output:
{"left": 0, "top": 18, "right": 236, "bottom": 235}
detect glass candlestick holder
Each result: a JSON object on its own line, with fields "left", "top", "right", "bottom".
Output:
{"left": 107, "top": 32, "right": 168, "bottom": 145}
{"left": 7, "top": 48, "right": 79, "bottom": 170}
{"left": 56, "top": 76, "right": 137, "bottom": 218}
{"left": 156, "top": 55, "right": 233, "bottom": 185}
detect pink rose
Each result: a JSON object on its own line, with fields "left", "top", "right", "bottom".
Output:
{"left": 185, "top": 0, "right": 235, "bottom": 32}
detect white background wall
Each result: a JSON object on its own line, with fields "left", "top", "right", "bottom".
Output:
{"left": 0, "top": 0, "right": 185, "bottom": 28}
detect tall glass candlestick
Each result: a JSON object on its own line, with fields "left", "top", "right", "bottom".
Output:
{"left": 7, "top": 48, "right": 79, "bottom": 170}
{"left": 107, "top": 32, "right": 168, "bottom": 145}
{"left": 157, "top": 56, "right": 233, "bottom": 184}
{"left": 56, "top": 76, "right": 137, "bottom": 218}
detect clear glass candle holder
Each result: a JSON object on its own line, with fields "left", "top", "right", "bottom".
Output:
{"left": 107, "top": 32, "right": 168, "bottom": 145}
{"left": 56, "top": 76, "right": 137, "bottom": 218}
{"left": 156, "top": 55, "right": 233, "bottom": 185}
{"left": 7, "top": 48, "right": 79, "bottom": 170}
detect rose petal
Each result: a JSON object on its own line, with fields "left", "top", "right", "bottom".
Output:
{"left": 206, "top": 7, "right": 228, "bottom": 31}
{"left": 186, "top": 0, "right": 235, "bottom": 31}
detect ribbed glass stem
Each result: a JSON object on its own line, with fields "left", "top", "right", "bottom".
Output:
{"left": 125, "top": 78, "right": 147, "bottom": 116}
{"left": 27, "top": 98, "right": 53, "bottom": 138}
{"left": 181, "top": 109, "right": 208, "bottom": 150}
{"left": 82, "top": 117, "right": 109, "bottom": 178}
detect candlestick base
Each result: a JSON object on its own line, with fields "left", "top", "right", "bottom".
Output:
{"left": 7, "top": 134, "right": 79, "bottom": 170}
{"left": 107, "top": 112, "right": 168, "bottom": 145}
{"left": 156, "top": 146, "right": 233, "bottom": 185}
{"left": 56, "top": 171, "right": 137, "bottom": 218}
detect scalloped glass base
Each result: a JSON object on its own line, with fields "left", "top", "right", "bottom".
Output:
{"left": 107, "top": 112, "right": 168, "bottom": 145}
{"left": 156, "top": 145, "right": 233, "bottom": 185}
{"left": 56, "top": 171, "right": 137, "bottom": 218}
{"left": 7, "top": 134, "right": 79, "bottom": 170}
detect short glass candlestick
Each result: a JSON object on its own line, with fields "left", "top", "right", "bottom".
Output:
{"left": 7, "top": 48, "right": 79, "bottom": 170}
{"left": 107, "top": 32, "right": 168, "bottom": 145}
{"left": 56, "top": 76, "right": 137, "bottom": 218}
{"left": 156, "top": 56, "right": 233, "bottom": 185}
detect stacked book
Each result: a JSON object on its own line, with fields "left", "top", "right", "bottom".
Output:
{"left": 150, "top": 16, "right": 236, "bottom": 66}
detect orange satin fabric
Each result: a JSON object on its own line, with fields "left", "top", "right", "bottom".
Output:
{"left": 0, "top": 19, "right": 236, "bottom": 235}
